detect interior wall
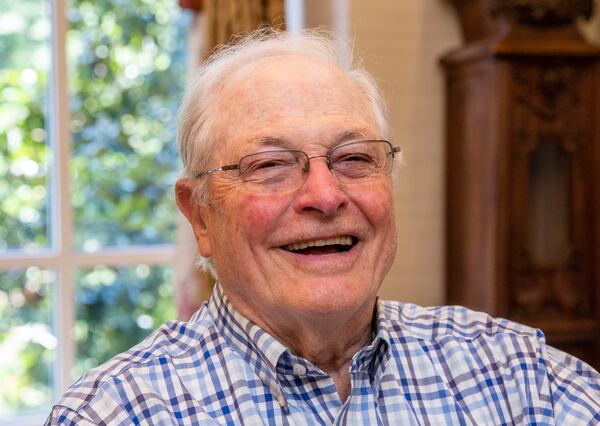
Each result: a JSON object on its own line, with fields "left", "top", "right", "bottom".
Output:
{"left": 305, "top": 1, "right": 461, "bottom": 306}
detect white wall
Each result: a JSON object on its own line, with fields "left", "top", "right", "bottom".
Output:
{"left": 305, "top": 0, "right": 461, "bottom": 306}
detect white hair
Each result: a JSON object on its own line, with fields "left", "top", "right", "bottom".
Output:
{"left": 176, "top": 28, "right": 395, "bottom": 278}
{"left": 177, "top": 28, "right": 392, "bottom": 204}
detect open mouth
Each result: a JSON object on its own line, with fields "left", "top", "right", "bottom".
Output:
{"left": 281, "top": 236, "right": 358, "bottom": 255}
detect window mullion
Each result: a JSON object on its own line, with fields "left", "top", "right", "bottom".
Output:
{"left": 50, "top": 0, "right": 76, "bottom": 396}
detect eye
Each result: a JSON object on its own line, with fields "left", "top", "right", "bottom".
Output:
{"left": 240, "top": 152, "right": 300, "bottom": 178}
{"left": 254, "top": 160, "right": 284, "bottom": 169}
{"left": 246, "top": 157, "right": 296, "bottom": 171}
{"left": 331, "top": 146, "right": 382, "bottom": 179}
{"left": 333, "top": 152, "right": 377, "bottom": 166}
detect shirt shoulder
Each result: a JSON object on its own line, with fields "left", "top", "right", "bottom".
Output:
{"left": 380, "top": 300, "right": 600, "bottom": 423}
{"left": 49, "top": 305, "right": 217, "bottom": 417}
{"left": 381, "top": 299, "right": 541, "bottom": 342}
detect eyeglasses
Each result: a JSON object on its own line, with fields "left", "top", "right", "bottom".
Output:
{"left": 194, "top": 140, "right": 401, "bottom": 193}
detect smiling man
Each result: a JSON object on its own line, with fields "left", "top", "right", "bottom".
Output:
{"left": 47, "top": 30, "right": 600, "bottom": 425}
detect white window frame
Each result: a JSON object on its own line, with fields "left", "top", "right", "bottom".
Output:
{"left": 0, "top": 1, "right": 176, "bottom": 424}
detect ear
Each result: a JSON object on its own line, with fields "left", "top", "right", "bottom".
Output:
{"left": 175, "top": 178, "right": 213, "bottom": 258}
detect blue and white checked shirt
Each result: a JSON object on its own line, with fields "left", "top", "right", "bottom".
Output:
{"left": 47, "top": 283, "right": 600, "bottom": 425}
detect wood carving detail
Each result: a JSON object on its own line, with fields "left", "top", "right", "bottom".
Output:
{"left": 448, "top": 0, "right": 596, "bottom": 44}
{"left": 508, "top": 63, "right": 593, "bottom": 319}
{"left": 491, "top": 0, "right": 593, "bottom": 27}
{"left": 513, "top": 67, "right": 581, "bottom": 120}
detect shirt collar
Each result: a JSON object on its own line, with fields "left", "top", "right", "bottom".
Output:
{"left": 205, "top": 283, "right": 289, "bottom": 407}
{"left": 203, "top": 283, "right": 392, "bottom": 406}
{"left": 368, "top": 298, "right": 392, "bottom": 391}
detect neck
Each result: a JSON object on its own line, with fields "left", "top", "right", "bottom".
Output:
{"left": 281, "top": 313, "right": 373, "bottom": 370}
{"left": 245, "top": 299, "right": 377, "bottom": 402}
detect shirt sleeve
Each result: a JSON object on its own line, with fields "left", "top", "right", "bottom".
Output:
{"left": 44, "top": 375, "right": 133, "bottom": 425}
{"left": 45, "top": 405, "right": 98, "bottom": 426}
{"left": 543, "top": 344, "right": 600, "bottom": 425}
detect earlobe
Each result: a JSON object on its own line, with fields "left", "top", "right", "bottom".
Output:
{"left": 175, "top": 178, "right": 213, "bottom": 257}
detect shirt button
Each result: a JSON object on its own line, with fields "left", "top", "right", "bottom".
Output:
{"left": 277, "top": 394, "right": 286, "bottom": 408}
{"left": 293, "top": 364, "right": 307, "bottom": 375}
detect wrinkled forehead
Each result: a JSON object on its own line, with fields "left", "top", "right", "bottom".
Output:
{"left": 211, "top": 55, "right": 380, "bottom": 158}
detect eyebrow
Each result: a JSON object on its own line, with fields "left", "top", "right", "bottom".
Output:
{"left": 255, "top": 137, "right": 290, "bottom": 148}
{"left": 253, "top": 129, "right": 371, "bottom": 150}
{"left": 333, "top": 129, "right": 370, "bottom": 144}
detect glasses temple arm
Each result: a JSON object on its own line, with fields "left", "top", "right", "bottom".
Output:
{"left": 195, "top": 164, "right": 239, "bottom": 178}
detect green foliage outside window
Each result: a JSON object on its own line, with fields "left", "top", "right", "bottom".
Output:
{"left": 69, "top": 0, "right": 187, "bottom": 249}
{"left": 0, "top": 269, "right": 54, "bottom": 415}
{"left": 74, "top": 265, "right": 176, "bottom": 380}
{"left": 0, "top": 0, "right": 51, "bottom": 251}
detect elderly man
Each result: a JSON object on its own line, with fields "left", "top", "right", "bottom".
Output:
{"left": 47, "top": 30, "right": 599, "bottom": 425}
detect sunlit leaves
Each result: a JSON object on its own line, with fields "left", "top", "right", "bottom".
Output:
{"left": 0, "top": 1, "right": 50, "bottom": 251}
{"left": 74, "top": 265, "right": 175, "bottom": 378}
{"left": 68, "top": 0, "right": 187, "bottom": 249}
{"left": 0, "top": 268, "right": 54, "bottom": 415}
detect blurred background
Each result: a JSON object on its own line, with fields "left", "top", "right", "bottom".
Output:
{"left": 2, "top": 0, "right": 600, "bottom": 424}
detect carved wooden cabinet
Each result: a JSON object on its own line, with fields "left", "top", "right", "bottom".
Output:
{"left": 443, "top": 0, "right": 600, "bottom": 369}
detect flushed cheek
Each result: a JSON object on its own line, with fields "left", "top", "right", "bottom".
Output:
{"left": 356, "top": 186, "right": 395, "bottom": 228}
{"left": 370, "top": 188, "right": 398, "bottom": 264}
{"left": 239, "top": 193, "right": 289, "bottom": 240}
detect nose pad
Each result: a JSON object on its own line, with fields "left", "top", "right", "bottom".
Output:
{"left": 294, "top": 157, "right": 347, "bottom": 215}
{"left": 325, "top": 157, "right": 334, "bottom": 171}
{"left": 296, "top": 155, "right": 341, "bottom": 197}
{"left": 304, "top": 154, "right": 334, "bottom": 174}
{"left": 298, "top": 155, "right": 345, "bottom": 194}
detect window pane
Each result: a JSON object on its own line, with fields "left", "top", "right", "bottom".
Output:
{"left": 0, "top": 268, "right": 55, "bottom": 416}
{"left": 74, "top": 265, "right": 175, "bottom": 379}
{"left": 0, "top": 1, "right": 51, "bottom": 251}
{"left": 68, "top": 0, "right": 188, "bottom": 251}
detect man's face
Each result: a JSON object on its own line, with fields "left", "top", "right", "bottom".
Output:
{"left": 180, "top": 55, "right": 397, "bottom": 328}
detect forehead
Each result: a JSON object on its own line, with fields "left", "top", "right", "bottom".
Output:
{"left": 213, "top": 55, "right": 379, "bottom": 157}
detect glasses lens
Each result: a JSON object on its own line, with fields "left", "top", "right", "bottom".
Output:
{"left": 239, "top": 150, "right": 305, "bottom": 193}
{"left": 330, "top": 141, "right": 391, "bottom": 183}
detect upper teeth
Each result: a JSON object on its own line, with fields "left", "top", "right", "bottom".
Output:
{"left": 284, "top": 236, "right": 353, "bottom": 251}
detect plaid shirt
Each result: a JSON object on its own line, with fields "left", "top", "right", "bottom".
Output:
{"left": 47, "top": 283, "right": 600, "bottom": 425}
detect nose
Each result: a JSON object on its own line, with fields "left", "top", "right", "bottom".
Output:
{"left": 293, "top": 156, "right": 348, "bottom": 216}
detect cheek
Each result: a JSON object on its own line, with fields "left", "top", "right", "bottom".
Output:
{"left": 240, "top": 193, "right": 289, "bottom": 237}
{"left": 358, "top": 186, "right": 397, "bottom": 272}
{"left": 358, "top": 185, "right": 395, "bottom": 228}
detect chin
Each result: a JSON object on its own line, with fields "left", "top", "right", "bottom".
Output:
{"left": 291, "top": 279, "right": 374, "bottom": 317}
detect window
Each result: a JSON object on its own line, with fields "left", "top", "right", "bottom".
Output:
{"left": 0, "top": 0, "right": 187, "bottom": 422}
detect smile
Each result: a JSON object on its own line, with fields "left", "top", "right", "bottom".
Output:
{"left": 282, "top": 236, "right": 357, "bottom": 255}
